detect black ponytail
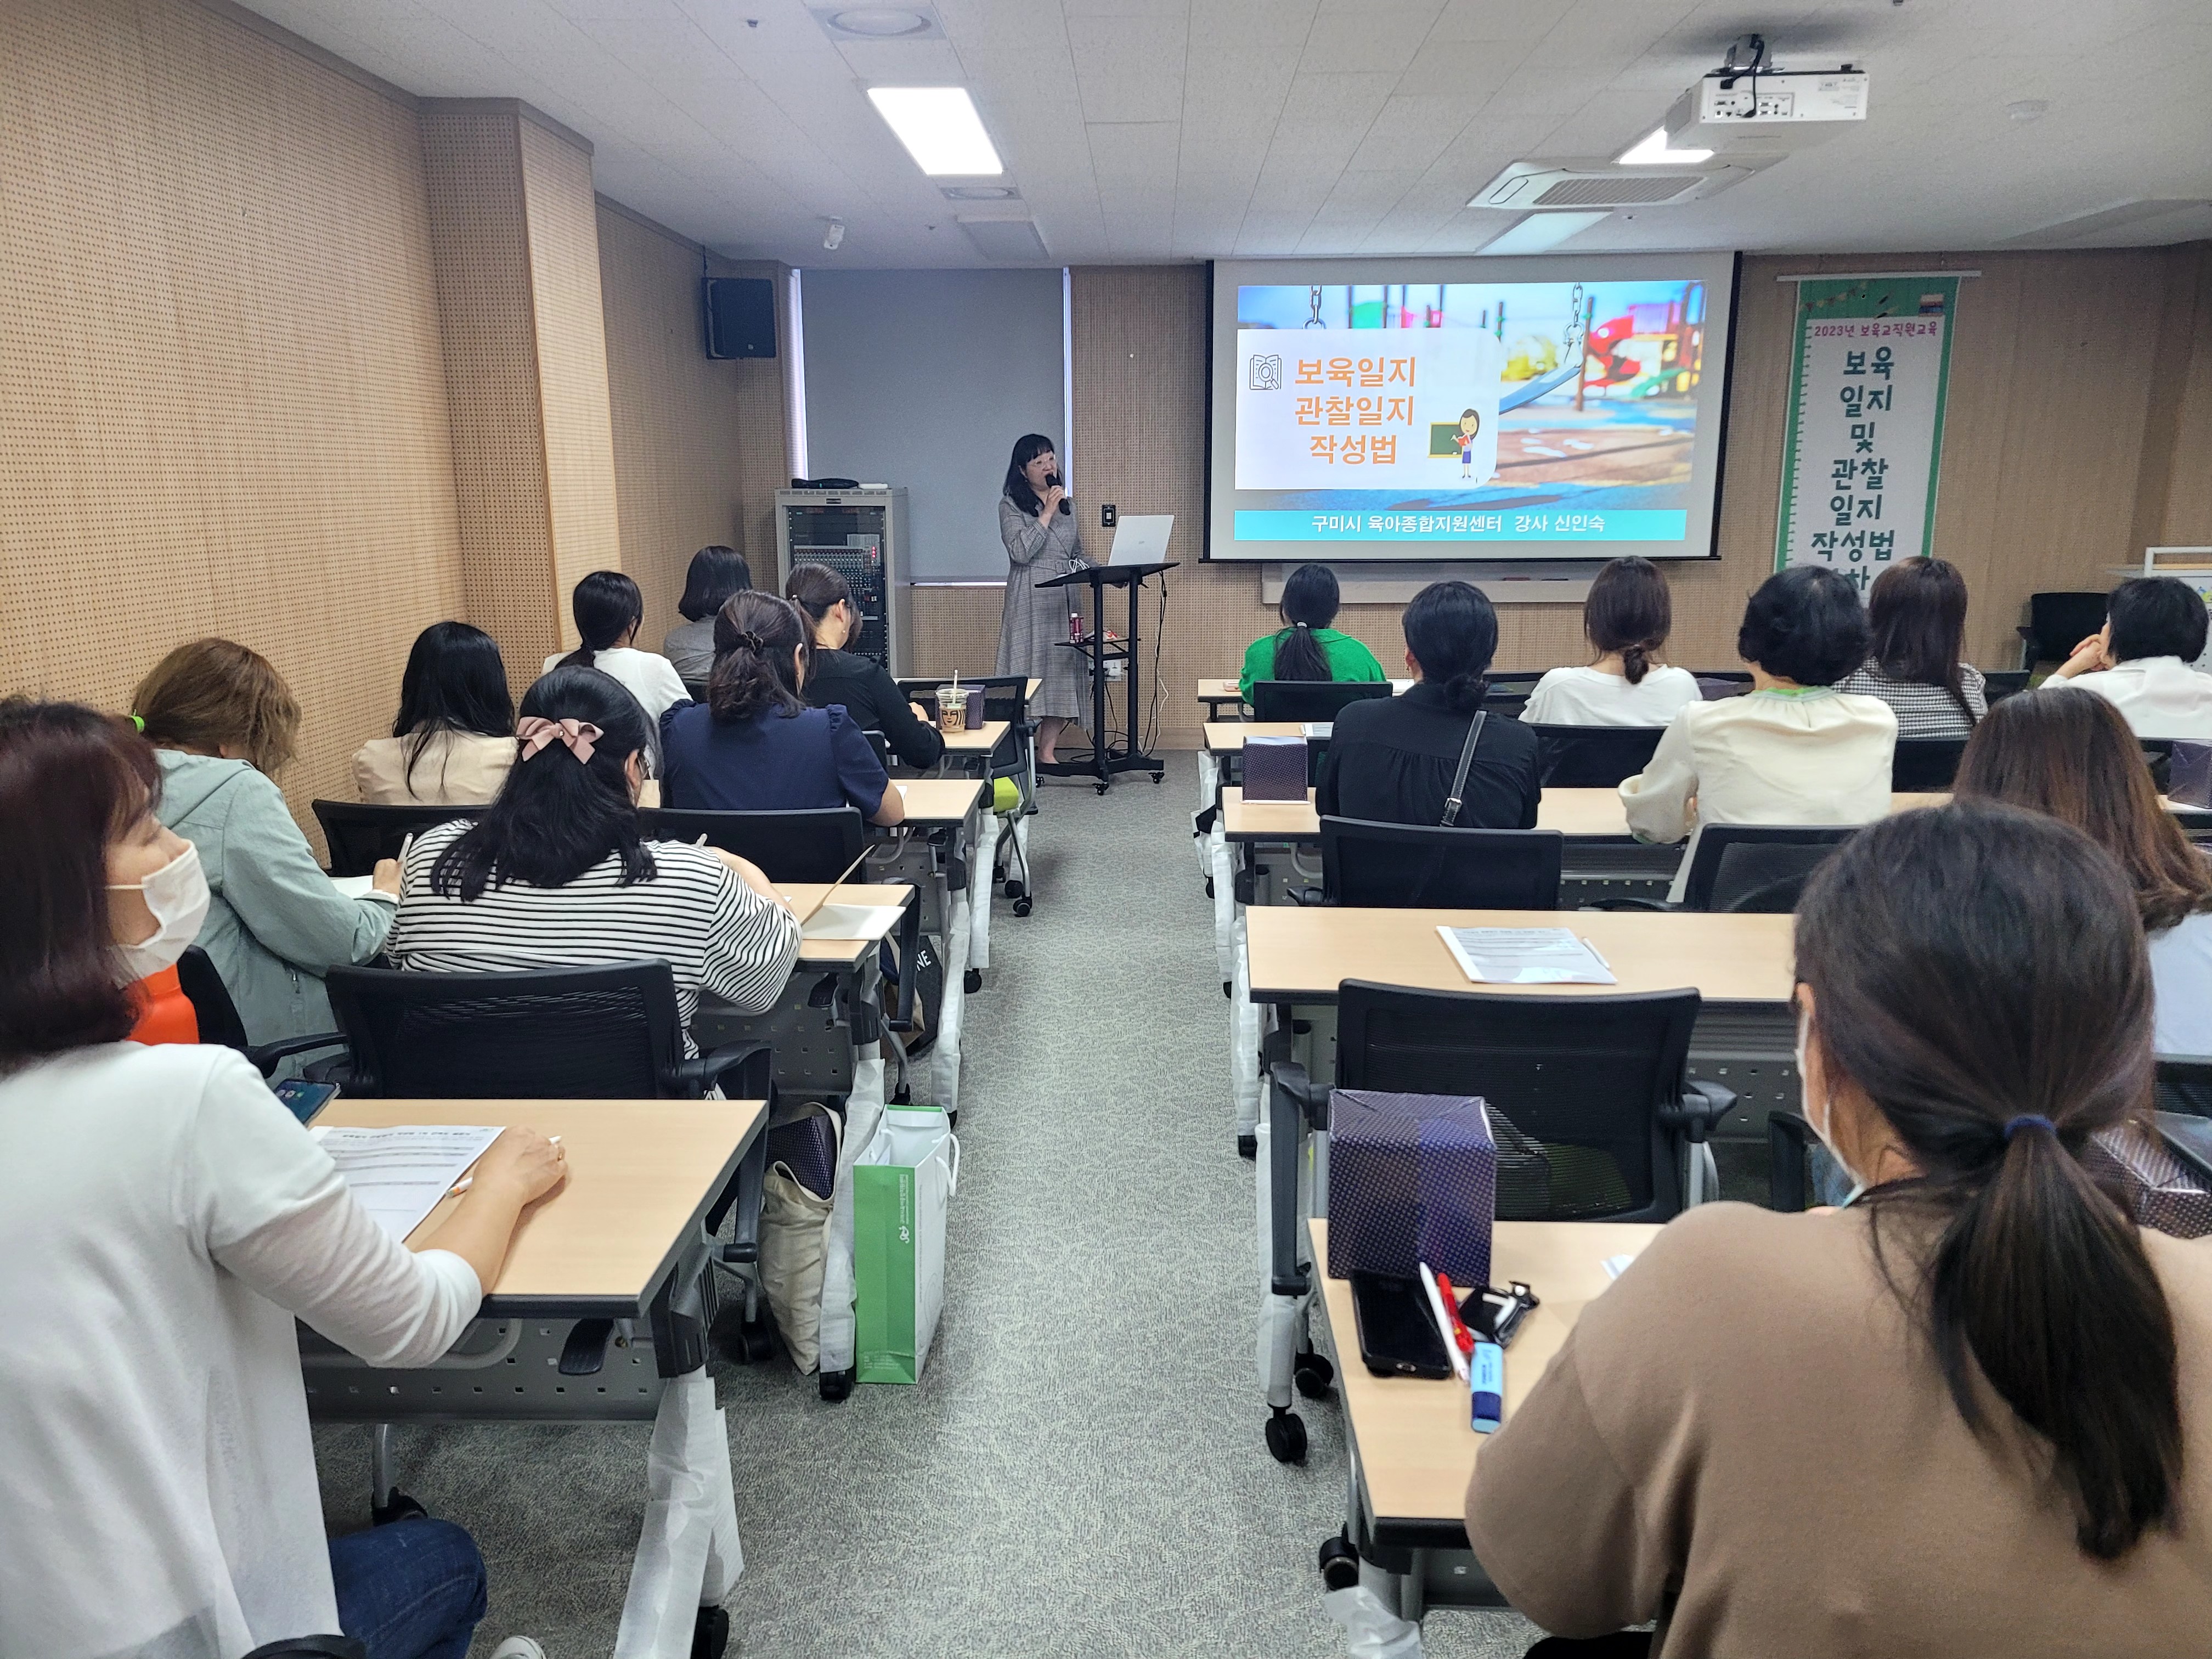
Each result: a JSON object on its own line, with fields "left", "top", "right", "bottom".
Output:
{"left": 1585, "top": 556, "right": 1671, "bottom": 686}
{"left": 1796, "top": 804, "right": 2180, "bottom": 1560}
{"left": 1401, "top": 580, "right": 1496, "bottom": 715}
{"left": 707, "top": 591, "right": 808, "bottom": 725}
{"left": 1271, "top": 563, "right": 1339, "bottom": 681}
{"left": 560, "top": 570, "right": 645, "bottom": 670}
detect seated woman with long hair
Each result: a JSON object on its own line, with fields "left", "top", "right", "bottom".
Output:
{"left": 0, "top": 699, "right": 561, "bottom": 1659}
{"left": 354, "top": 620, "right": 517, "bottom": 805}
{"left": 1469, "top": 804, "right": 2212, "bottom": 1655}
{"left": 1834, "top": 556, "right": 1988, "bottom": 738}
{"left": 785, "top": 562, "right": 943, "bottom": 769}
{"left": 387, "top": 665, "right": 800, "bottom": 1032}
{"left": 660, "top": 591, "right": 905, "bottom": 826}
{"left": 1237, "top": 562, "right": 1386, "bottom": 701}
{"left": 1954, "top": 685, "right": 2212, "bottom": 1054}
{"left": 1521, "top": 555, "right": 1700, "bottom": 726}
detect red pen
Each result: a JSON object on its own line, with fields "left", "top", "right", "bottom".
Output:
{"left": 1434, "top": 1272, "right": 1477, "bottom": 1358}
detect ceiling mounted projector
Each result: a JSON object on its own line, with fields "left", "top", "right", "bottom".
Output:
{"left": 1661, "top": 33, "right": 1869, "bottom": 155}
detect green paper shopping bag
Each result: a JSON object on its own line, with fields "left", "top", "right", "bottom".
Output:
{"left": 853, "top": 1105, "right": 960, "bottom": 1384}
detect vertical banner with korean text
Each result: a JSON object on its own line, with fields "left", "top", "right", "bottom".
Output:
{"left": 1774, "top": 274, "right": 1962, "bottom": 585}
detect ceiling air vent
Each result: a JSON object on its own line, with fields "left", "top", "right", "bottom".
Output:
{"left": 1471, "top": 158, "right": 1773, "bottom": 212}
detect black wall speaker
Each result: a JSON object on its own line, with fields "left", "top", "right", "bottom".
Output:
{"left": 703, "top": 277, "right": 776, "bottom": 359}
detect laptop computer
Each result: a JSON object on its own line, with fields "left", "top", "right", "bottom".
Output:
{"left": 1106, "top": 514, "right": 1173, "bottom": 566}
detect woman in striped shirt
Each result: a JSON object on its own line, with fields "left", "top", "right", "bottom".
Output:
{"left": 1835, "top": 557, "right": 1989, "bottom": 739}
{"left": 387, "top": 665, "right": 800, "bottom": 1037}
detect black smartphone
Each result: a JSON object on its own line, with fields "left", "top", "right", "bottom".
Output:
{"left": 1350, "top": 1271, "right": 1453, "bottom": 1380}
{"left": 273, "top": 1077, "right": 338, "bottom": 1124}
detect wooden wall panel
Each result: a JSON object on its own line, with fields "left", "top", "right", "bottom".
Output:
{"left": 519, "top": 117, "right": 622, "bottom": 636}
{"left": 1052, "top": 250, "right": 2209, "bottom": 748}
{"left": 596, "top": 200, "right": 785, "bottom": 645}
{"left": 0, "top": 0, "right": 464, "bottom": 821}
{"left": 419, "top": 107, "right": 556, "bottom": 680}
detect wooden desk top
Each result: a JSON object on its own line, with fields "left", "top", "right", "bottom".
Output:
{"left": 775, "top": 881, "right": 914, "bottom": 963}
{"left": 1204, "top": 721, "right": 1306, "bottom": 754}
{"left": 1199, "top": 677, "right": 1243, "bottom": 701}
{"left": 1312, "top": 1217, "right": 1660, "bottom": 1533}
{"left": 319, "top": 1098, "right": 766, "bottom": 1311}
{"left": 1221, "top": 785, "right": 1321, "bottom": 841}
{"left": 892, "top": 778, "right": 984, "bottom": 824}
{"left": 1246, "top": 905, "right": 1795, "bottom": 1004}
{"left": 1223, "top": 787, "right": 1956, "bottom": 843}
{"left": 939, "top": 719, "right": 1010, "bottom": 754}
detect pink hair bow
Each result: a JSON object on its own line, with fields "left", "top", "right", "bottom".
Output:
{"left": 516, "top": 715, "right": 603, "bottom": 764}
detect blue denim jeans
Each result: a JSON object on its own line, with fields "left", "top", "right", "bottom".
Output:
{"left": 329, "top": 1517, "right": 487, "bottom": 1659}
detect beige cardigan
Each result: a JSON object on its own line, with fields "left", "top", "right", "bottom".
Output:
{"left": 1620, "top": 686, "right": 1895, "bottom": 899}
{"left": 352, "top": 731, "right": 515, "bottom": 806}
{"left": 1466, "top": 1202, "right": 2212, "bottom": 1656}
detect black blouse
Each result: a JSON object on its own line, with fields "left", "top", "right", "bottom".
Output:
{"left": 1314, "top": 680, "right": 1541, "bottom": 829}
{"left": 802, "top": 648, "right": 945, "bottom": 768}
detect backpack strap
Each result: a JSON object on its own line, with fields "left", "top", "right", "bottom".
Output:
{"left": 1440, "top": 710, "right": 1488, "bottom": 827}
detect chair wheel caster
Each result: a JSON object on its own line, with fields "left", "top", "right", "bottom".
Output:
{"left": 1012, "top": 896, "right": 1032, "bottom": 917}
{"left": 891, "top": 1084, "right": 912, "bottom": 1105}
{"left": 1319, "top": 1532, "right": 1359, "bottom": 1592}
{"left": 372, "top": 1488, "right": 427, "bottom": 1527}
{"left": 1095, "top": 782, "right": 1110, "bottom": 794}
{"left": 1237, "top": 1133, "right": 1257, "bottom": 1160}
{"left": 1205, "top": 877, "right": 1215, "bottom": 898}
{"left": 819, "top": 1366, "right": 855, "bottom": 1403}
{"left": 1265, "top": 1408, "right": 1307, "bottom": 1464}
{"left": 692, "top": 1604, "right": 730, "bottom": 1659}
{"left": 1223, "top": 979, "right": 1233, "bottom": 998}
{"left": 741, "top": 1319, "right": 776, "bottom": 1363}
{"left": 947, "top": 1108, "right": 958, "bottom": 1130}
{"left": 1004, "top": 878, "right": 1025, "bottom": 900}
{"left": 1151, "top": 773, "right": 1164, "bottom": 785}
{"left": 709, "top": 1305, "right": 778, "bottom": 1365}
{"left": 1294, "top": 1352, "right": 1336, "bottom": 1400}
{"left": 964, "top": 967, "right": 982, "bottom": 993}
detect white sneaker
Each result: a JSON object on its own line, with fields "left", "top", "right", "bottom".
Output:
{"left": 489, "top": 1641, "right": 546, "bottom": 1659}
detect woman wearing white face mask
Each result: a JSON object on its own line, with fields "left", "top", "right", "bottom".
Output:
{"left": 1466, "top": 803, "right": 2212, "bottom": 1658}
{"left": 0, "top": 699, "right": 565, "bottom": 1659}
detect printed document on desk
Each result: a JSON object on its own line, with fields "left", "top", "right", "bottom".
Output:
{"left": 312, "top": 1124, "right": 501, "bottom": 1243}
{"left": 1440, "top": 926, "right": 1617, "bottom": 985}
{"left": 801, "top": 902, "right": 908, "bottom": 941}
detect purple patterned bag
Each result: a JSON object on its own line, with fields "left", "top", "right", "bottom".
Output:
{"left": 1242, "top": 735, "right": 1308, "bottom": 802}
{"left": 1326, "top": 1090, "right": 1498, "bottom": 1286}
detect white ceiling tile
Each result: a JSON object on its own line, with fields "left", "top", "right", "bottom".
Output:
{"left": 232, "top": 0, "right": 2212, "bottom": 265}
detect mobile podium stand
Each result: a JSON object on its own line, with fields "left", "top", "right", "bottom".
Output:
{"left": 1036, "top": 560, "right": 1176, "bottom": 794}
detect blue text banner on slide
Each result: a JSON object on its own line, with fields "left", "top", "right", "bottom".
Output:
{"left": 1207, "top": 253, "right": 1740, "bottom": 564}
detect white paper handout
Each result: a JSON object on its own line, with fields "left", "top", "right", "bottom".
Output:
{"left": 311, "top": 1124, "right": 501, "bottom": 1243}
{"left": 1438, "top": 926, "right": 1618, "bottom": 985}
{"left": 800, "top": 903, "right": 907, "bottom": 942}
{"left": 1301, "top": 721, "right": 1333, "bottom": 740}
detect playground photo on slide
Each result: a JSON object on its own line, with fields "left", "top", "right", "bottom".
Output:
{"left": 1233, "top": 279, "right": 1708, "bottom": 539}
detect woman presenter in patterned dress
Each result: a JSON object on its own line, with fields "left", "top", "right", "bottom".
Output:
{"left": 996, "top": 433, "right": 1096, "bottom": 766}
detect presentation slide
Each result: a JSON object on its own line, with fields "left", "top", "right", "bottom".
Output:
{"left": 1208, "top": 253, "right": 1739, "bottom": 563}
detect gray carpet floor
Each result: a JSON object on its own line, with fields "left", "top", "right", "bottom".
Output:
{"left": 317, "top": 752, "right": 1539, "bottom": 1658}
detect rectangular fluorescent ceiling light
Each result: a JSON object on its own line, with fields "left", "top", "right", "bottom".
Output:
{"left": 1480, "top": 211, "right": 1608, "bottom": 255}
{"left": 867, "top": 86, "right": 1002, "bottom": 176}
{"left": 1619, "top": 127, "right": 1712, "bottom": 165}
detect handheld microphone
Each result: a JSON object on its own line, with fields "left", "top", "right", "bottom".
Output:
{"left": 1048, "top": 471, "right": 1071, "bottom": 515}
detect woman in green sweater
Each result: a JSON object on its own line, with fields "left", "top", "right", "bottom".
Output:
{"left": 1237, "top": 562, "right": 1387, "bottom": 699}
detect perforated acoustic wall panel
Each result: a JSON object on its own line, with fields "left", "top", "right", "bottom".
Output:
{"left": 519, "top": 117, "right": 622, "bottom": 632}
{"left": 596, "top": 199, "right": 783, "bottom": 642}
{"left": 0, "top": 0, "right": 465, "bottom": 825}
{"left": 419, "top": 106, "right": 557, "bottom": 682}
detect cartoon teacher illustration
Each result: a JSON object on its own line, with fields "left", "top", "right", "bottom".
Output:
{"left": 1455, "top": 409, "right": 1482, "bottom": 479}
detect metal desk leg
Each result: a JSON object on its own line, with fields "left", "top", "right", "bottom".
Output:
{"left": 969, "top": 811, "right": 1001, "bottom": 973}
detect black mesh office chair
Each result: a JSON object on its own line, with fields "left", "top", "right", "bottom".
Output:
{"left": 2159, "top": 1056, "right": 2212, "bottom": 1119}
{"left": 2017, "top": 591, "right": 2108, "bottom": 669}
{"left": 1530, "top": 724, "right": 1663, "bottom": 788}
{"left": 1260, "top": 980, "right": 1733, "bottom": 1458}
{"left": 1982, "top": 669, "right": 2032, "bottom": 705}
{"left": 313, "top": 802, "right": 486, "bottom": 877}
{"left": 175, "top": 945, "right": 346, "bottom": 1077}
{"left": 638, "top": 805, "right": 865, "bottom": 882}
{"left": 1890, "top": 737, "right": 1969, "bottom": 792}
{"left": 1249, "top": 679, "right": 1390, "bottom": 724}
{"left": 2142, "top": 738, "right": 2175, "bottom": 794}
{"left": 1681, "top": 825, "right": 1859, "bottom": 913}
{"left": 1319, "top": 816, "right": 1562, "bottom": 910}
